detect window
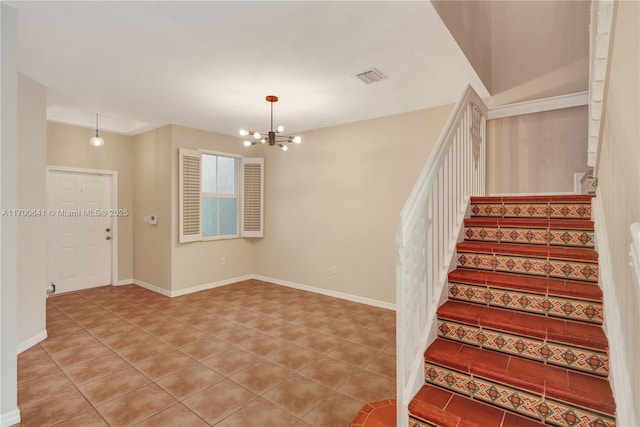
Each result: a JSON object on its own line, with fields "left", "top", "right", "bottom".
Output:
{"left": 179, "top": 148, "right": 263, "bottom": 242}
{"left": 201, "top": 153, "right": 239, "bottom": 238}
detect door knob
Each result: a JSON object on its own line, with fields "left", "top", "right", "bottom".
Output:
{"left": 106, "top": 227, "right": 111, "bottom": 232}
{"left": 106, "top": 236, "right": 111, "bottom": 240}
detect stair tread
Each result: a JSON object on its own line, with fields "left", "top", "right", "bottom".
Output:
{"left": 464, "top": 217, "right": 594, "bottom": 230}
{"left": 470, "top": 195, "right": 595, "bottom": 203}
{"left": 456, "top": 241, "right": 598, "bottom": 262}
{"left": 438, "top": 300, "right": 608, "bottom": 350}
{"left": 351, "top": 399, "right": 396, "bottom": 427}
{"left": 424, "top": 338, "right": 615, "bottom": 416}
{"left": 410, "top": 384, "right": 545, "bottom": 427}
{"left": 414, "top": 194, "right": 612, "bottom": 425}
{"left": 448, "top": 269, "right": 602, "bottom": 301}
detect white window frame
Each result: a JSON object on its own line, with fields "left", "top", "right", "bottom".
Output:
{"left": 179, "top": 148, "right": 263, "bottom": 243}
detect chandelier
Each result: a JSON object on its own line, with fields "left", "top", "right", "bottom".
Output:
{"left": 240, "top": 95, "right": 302, "bottom": 151}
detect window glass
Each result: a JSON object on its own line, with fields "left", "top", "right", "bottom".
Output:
{"left": 218, "top": 156, "right": 236, "bottom": 194}
{"left": 202, "top": 154, "right": 217, "bottom": 193}
{"left": 219, "top": 198, "right": 237, "bottom": 235}
{"left": 202, "top": 198, "right": 218, "bottom": 237}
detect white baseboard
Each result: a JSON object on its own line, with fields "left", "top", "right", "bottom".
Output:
{"left": 250, "top": 274, "right": 396, "bottom": 311}
{"left": 17, "top": 330, "right": 47, "bottom": 354}
{"left": 0, "top": 409, "right": 20, "bottom": 427}
{"left": 170, "top": 275, "right": 254, "bottom": 297}
{"left": 130, "top": 275, "right": 395, "bottom": 311}
{"left": 130, "top": 274, "right": 396, "bottom": 311}
{"left": 592, "top": 196, "right": 637, "bottom": 427}
{"left": 132, "top": 276, "right": 253, "bottom": 298}
{"left": 113, "top": 278, "right": 134, "bottom": 286}
{"left": 132, "top": 279, "right": 172, "bottom": 297}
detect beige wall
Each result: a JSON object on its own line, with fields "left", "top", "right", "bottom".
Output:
{"left": 17, "top": 73, "right": 48, "bottom": 347}
{"left": 132, "top": 126, "right": 172, "bottom": 290}
{"left": 169, "top": 125, "right": 254, "bottom": 291}
{"left": 596, "top": 1, "right": 640, "bottom": 423}
{"left": 432, "top": 0, "right": 492, "bottom": 93}
{"left": 132, "top": 108, "right": 453, "bottom": 301}
{"left": 433, "top": 0, "right": 590, "bottom": 105}
{"left": 47, "top": 122, "right": 134, "bottom": 282}
{"left": 487, "top": 106, "right": 587, "bottom": 194}
{"left": 252, "top": 105, "right": 454, "bottom": 304}
{"left": 489, "top": 1, "right": 590, "bottom": 105}
{"left": 134, "top": 112, "right": 453, "bottom": 301}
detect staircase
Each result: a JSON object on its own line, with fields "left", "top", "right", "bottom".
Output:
{"left": 408, "top": 195, "right": 616, "bottom": 427}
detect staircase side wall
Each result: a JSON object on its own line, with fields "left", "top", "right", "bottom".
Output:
{"left": 486, "top": 106, "right": 587, "bottom": 194}
{"left": 594, "top": 1, "right": 640, "bottom": 425}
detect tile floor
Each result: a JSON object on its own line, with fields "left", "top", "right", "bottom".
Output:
{"left": 16, "top": 280, "right": 396, "bottom": 426}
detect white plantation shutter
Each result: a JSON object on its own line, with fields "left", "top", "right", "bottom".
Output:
{"left": 179, "top": 148, "right": 202, "bottom": 242}
{"left": 241, "top": 158, "right": 264, "bottom": 237}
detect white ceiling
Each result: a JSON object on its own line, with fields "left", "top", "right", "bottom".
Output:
{"left": 10, "top": 1, "right": 488, "bottom": 136}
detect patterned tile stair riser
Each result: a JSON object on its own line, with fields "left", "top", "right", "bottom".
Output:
{"left": 469, "top": 198, "right": 593, "bottom": 220}
{"left": 464, "top": 226, "right": 595, "bottom": 248}
{"left": 455, "top": 251, "right": 599, "bottom": 283}
{"left": 446, "top": 269, "right": 604, "bottom": 325}
{"left": 424, "top": 362, "right": 615, "bottom": 427}
{"left": 437, "top": 319, "right": 609, "bottom": 376}
{"left": 448, "top": 282, "right": 603, "bottom": 324}
{"left": 408, "top": 384, "right": 549, "bottom": 427}
{"left": 407, "top": 195, "right": 616, "bottom": 427}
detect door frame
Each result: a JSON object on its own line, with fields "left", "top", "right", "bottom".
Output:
{"left": 47, "top": 166, "right": 119, "bottom": 288}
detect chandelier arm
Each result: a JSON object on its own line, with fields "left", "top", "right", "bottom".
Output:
{"left": 273, "top": 136, "right": 295, "bottom": 142}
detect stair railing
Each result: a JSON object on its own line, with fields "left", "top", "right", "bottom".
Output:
{"left": 395, "top": 85, "right": 488, "bottom": 424}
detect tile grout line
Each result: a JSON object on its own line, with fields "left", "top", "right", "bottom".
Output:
{"left": 24, "top": 281, "right": 396, "bottom": 426}
{"left": 42, "top": 301, "right": 114, "bottom": 427}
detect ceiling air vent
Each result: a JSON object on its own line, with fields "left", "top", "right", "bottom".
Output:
{"left": 355, "top": 68, "right": 387, "bottom": 85}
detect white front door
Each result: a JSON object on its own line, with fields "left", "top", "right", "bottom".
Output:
{"left": 48, "top": 171, "right": 113, "bottom": 293}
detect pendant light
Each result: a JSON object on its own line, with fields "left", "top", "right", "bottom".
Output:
{"left": 89, "top": 113, "right": 105, "bottom": 148}
{"left": 240, "top": 95, "right": 302, "bottom": 151}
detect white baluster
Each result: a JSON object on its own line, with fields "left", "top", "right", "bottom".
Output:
{"left": 396, "top": 86, "right": 487, "bottom": 425}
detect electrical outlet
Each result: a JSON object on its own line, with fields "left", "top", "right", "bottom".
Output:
{"left": 331, "top": 265, "right": 337, "bottom": 274}
{"left": 220, "top": 257, "right": 226, "bottom": 265}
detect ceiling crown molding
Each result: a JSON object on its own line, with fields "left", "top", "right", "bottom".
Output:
{"left": 487, "top": 91, "right": 589, "bottom": 120}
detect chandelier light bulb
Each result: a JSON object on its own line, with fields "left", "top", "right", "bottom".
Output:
{"left": 240, "top": 129, "right": 249, "bottom": 136}
{"left": 293, "top": 136, "right": 302, "bottom": 144}
{"left": 243, "top": 140, "right": 252, "bottom": 147}
{"left": 277, "top": 125, "right": 284, "bottom": 133}
{"left": 253, "top": 132, "right": 261, "bottom": 139}
{"left": 281, "top": 145, "right": 288, "bottom": 151}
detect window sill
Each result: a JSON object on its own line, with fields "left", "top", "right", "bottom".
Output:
{"left": 201, "top": 234, "right": 241, "bottom": 242}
